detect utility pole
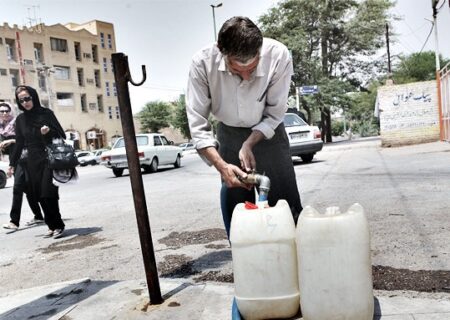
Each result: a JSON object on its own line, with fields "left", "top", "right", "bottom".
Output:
{"left": 210, "top": 3, "right": 222, "bottom": 42}
{"left": 431, "top": 0, "right": 443, "bottom": 140}
{"left": 385, "top": 23, "right": 391, "bottom": 75}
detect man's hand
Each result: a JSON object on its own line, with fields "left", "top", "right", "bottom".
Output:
{"left": 239, "top": 130, "right": 264, "bottom": 172}
{"left": 7, "top": 166, "right": 14, "bottom": 178}
{"left": 217, "top": 162, "right": 251, "bottom": 189}
{"left": 198, "top": 146, "right": 251, "bottom": 189}
{"left": 239, "top": 143, "right": 256, "bottom": 172}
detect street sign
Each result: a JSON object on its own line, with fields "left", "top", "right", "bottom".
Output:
{"left": 299, "top": 85, "right": 319, "bottom": 95}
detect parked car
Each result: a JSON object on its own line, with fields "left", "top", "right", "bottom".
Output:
{"left": 76, "top": 149, "right": 109, "bottom": 166}
{"left": 101, "top": 133, "right": 182, "bottom": 177}
{"left": 0, "top": 161, "right": 9, "bottom": 189}
{"left": 283, "top": 112, "right": 323, "bottom": 163}
{"left": 76, "top": 151, "right": 95, "bottom": 166}
{"left": 178, "top": 142, "right": 196, "bottom": 155}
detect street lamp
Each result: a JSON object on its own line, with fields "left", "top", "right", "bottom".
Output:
{"left": 210, "top": 3, "right": 222, "bottom": 42}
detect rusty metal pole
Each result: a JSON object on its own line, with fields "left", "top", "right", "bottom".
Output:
{"left": 111, "top": 53, "right": 163, "bottom": 304}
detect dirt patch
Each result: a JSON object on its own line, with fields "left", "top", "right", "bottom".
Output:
{"left": 38, "top": 234, "right": 106, "bottom": 254}
{"left": 373, "top": 265, "right": 450, "bottom": 293}
{"left": 158, "top": 228, "right": 227, "bottom": 248}
{"left": 158, "top": 254, "right": 200, "bottom": 278}
{"left": 193, "top": 271, "right": 233, "bottom": 283}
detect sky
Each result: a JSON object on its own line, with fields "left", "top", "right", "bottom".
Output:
{"left": 2, "top": 0, "right": 450, "bottom": 113}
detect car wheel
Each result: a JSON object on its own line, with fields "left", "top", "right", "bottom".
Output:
{"left": 300, "top": 153, "right": 314, "bottom": 163}
{"left": 150, "top": 157, "right": 158, "bottom": 172}
{"left": 0, "top": 171, "right": 6, "bottom": 189}
{"left": 173, "top": 154, "right": 181, "bottom": 168}
{"left": 112, "top": 168, "right": 124, "bottom": 177}
{"left": 80, "top": 162, "right": 87, "bottom": 167}
{"left": 90, "top": 160, "right": 97, "bottom": 166}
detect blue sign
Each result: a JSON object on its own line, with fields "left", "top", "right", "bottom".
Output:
{"left": 299, "top": 85, "right": 319, "bottom": 95}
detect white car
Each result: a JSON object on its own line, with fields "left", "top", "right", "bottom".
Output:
{"left": 76, "top": 149, "right": 109, "bottom": 166}
{"left": 283, "top": 113, "right": 323, "bottom": 162}
{"left": 76, "top": 151, "right": 95, "bottom": 166}
{"left": 101, "top": 133, "right": 182, "bottom": 177}
{"left": 0, "top": 161, "right": 9, "bottom": 189}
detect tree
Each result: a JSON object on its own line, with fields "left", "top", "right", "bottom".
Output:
{"left": 392, "top": 51, "right": 450, "bottom": 84}
{"left": 172, "top": 94, "right": 191, "bottom": 140}
{"left": 259, "top": 0, "right": 395, "bottom": 142}
{"left": 138, "top": 101, "right": 172, "bottom": 133}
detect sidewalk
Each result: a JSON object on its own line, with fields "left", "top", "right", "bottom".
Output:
{"left": 0, "top": 278, "right": 449, "bottom": 320}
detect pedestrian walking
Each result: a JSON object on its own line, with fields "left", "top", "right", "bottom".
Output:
{"left": 1, "top": 102, "right": 44, "bottom": 231}
{"left": 186, "top": 16, "right": 302, "bottom": 237}
{"left": 8, "top": 86, "right": 66, "bottom": 239}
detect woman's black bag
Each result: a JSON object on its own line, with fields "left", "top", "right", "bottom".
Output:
{"left": 46, "top": 141, "right": 79, "bottom": 170}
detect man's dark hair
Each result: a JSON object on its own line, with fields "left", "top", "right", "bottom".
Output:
{"left": 0, "top": 102, "right": 11, "bottom": 112}
{"left": 217, "top": 16, "right": 263, "bottom": 63}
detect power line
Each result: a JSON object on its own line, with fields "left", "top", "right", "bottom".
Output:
{"left": 419, "top": 22, "right": 434, "bottom": 53}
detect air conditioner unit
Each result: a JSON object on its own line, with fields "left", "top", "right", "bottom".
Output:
{"left": 87, "top": 131, "right": 97, "bottom": 139}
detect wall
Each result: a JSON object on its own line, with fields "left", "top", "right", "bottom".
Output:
{"left": 378, "top": 80, "right": 439, "bottom": 147}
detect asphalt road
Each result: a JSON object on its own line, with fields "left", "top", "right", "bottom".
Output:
{"left": 0, "top": 137, "right": 449, "bottom": 295}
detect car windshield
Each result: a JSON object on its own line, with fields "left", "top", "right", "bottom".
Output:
{"left": 283, "top": 114, "right": 307, "bottom": 127}
{"left": 113, "top": 136, "right": 149, "bottom": 148}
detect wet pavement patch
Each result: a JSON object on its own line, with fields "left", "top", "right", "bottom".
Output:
{"left": 373, "top": 265, "right": 450, "bottom": 293}
{"left": 158, "top": 228, "right": 227, "bottom": 247}
{"left": 38, "top": 234, "right": 106, "bottom": 254}
{"left": 158, "top": 254, "right": 200, "bottom": 278}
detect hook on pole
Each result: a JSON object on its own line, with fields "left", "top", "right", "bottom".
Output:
{"left": 126, "top": 65, "right": 146, "bottom": 86}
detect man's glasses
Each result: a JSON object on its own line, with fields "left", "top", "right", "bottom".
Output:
{"left": 0, "top": 110, "right": 10, "bottom": 114}
{"left": 19, "top": 96, "right": 32, "bottom": 103}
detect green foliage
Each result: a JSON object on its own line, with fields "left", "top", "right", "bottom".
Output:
{"left": 331, "top": 120, "right": 345, "bottom": 136}
{"left": 258, "top": 0, "right": 395, "bottom": 140}
{"left": 392, "top": 51, "right": 450, "bottom": 84}
{"left": 138, "top": 101, "right": 172, "bottom": 133}
{"left": 172, "top": 94, "right": 191, "bottom": 140}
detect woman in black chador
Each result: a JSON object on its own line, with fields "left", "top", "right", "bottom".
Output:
{"left": 8, "top": 85, "right": 66, "bottom": 239}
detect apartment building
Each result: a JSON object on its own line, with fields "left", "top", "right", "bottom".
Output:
{"left": 0, "top": 20, "right": 122, "bottom": 150}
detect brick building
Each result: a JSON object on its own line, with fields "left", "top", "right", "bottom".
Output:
{"left": 0, "top": 20, "right": 122, "bottom": 150}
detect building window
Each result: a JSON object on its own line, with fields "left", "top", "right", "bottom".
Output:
{"left": 105, "top": 81, "right": 110, "bottom": 96}
{"left": 107, "top": 34, "right": 112, "bottom": 49}
{"left": 97, "top": 95, "right": 104, "bottom": 112}
{"left": 113, "top": 83, "right": 117, "bottom": 96}
{"left": 34, "top": 43, "right": 44, "bottom": 64}
{"left": 81, "top": 94, "right": 87, "bottom": 112}
{"left": 38, "top": 74, "right": 46, "bottom": 91}
{"left": 54, "top": 66, "right": 70, "bottom": 80}
{"left": 92, "top": 44, "right": 98, "bottom": 63}
{"left": 50, "top": 37, "right": 68, "bottom": 52}
{"left": 57, "top": 92, "right": 74, "bottom": 107}
{"left": 0, "top": 69, "right": 7, "bottom": 76}
{"left": 108, "top": 106, "right": 113, "bottom": 119}
{"left": 100, "top": 32, "right": 105, "bottom": 48}
{"left": 77, "top": 68, "right": 84, "bottom": 86}
{"left": 74, "top": 42, "right": 81, "bottom": 61}
{"left": 5, "top": 38, "right": 16, "bottom": 61}
{"left": 103, "top": 57, "right": 107, "bottom": 72}
{"left": 115, "top": 106, "right": 120, "bottom": 119}
{"left": 10, "top": 69, "right": 19, "bottom": 87}
{"left": 110, "top": 59, "right": 114, "bottom": 73}
{"left": 94, "top": 70, "right": 101, "bottom": 88}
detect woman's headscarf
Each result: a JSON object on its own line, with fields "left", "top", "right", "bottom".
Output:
{"left": 0, "top": 102, "right": 16, "bottom": 138}
{"left": 14, "top": 85, "right": 65, "bottom": 138}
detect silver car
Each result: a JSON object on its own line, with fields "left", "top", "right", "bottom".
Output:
{"left": 283, "top": 113, "right": 323, "bottom": 162}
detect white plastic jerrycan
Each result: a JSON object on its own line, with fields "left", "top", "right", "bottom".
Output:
{"left": 296, "top": 203, "right": 374, "bottom": 320}
{"left": 230, "top": 200, "right": 300, "bottom": 320}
